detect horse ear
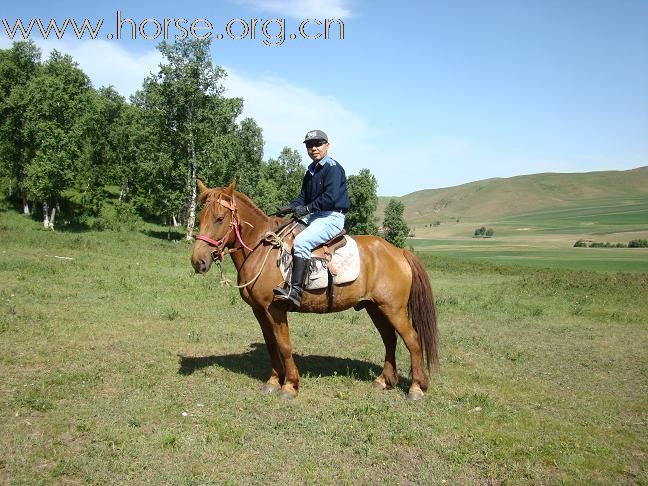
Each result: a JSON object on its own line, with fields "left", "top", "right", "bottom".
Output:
{"left": 225, "top": 179, "right": 236, "bottom": 195}
{"left": 197, "top": 179, "right": 208, "bottom": 194}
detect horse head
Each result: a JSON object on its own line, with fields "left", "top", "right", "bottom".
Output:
{"left": 191, "top": 179, "right": 238, "bottom": 274}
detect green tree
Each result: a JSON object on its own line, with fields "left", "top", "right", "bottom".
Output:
{"left": 19, "top": 50, "right": 92, "bottom": 227}
{"left": 80, "top": 86, "right": 130, "bottom": 215}
{"left": 0, "top": 41, "right": 42, "bottom": 214}
{"left": 256, "top": 147, "right": 305, "bottom": 213}
{"left": 139, "top": 39, "right": 230, "bottom": 239}
{"left": 345, "top": 168, "right": 378, "bottom": 235}
{"left": 231, "top": 117, "right": 264, "bottom": 199}
{"left": 129, "top": 86, "right": 185, "bottom": 229}
{"left": 383, "top": 198, "right": 409, "bottom": 248}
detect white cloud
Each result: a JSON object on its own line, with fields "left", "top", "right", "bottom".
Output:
{"left": 233, "top": 0, "right": 352, "bottom": 19}
{"left": 224, "top": 67, "right": 485, "bottom": 195}
{"left": 223, "top": 67, "right": 370, "bottom": 163}
{"left": 5, "top": 38, "right": 163, "bottom": 98}
{"left": 56, "top": 41, "right": 163, "bottom": 97}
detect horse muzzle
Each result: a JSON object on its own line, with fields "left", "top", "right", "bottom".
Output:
{"left": 191, "top": 250, "right": 213, "bottom": 274}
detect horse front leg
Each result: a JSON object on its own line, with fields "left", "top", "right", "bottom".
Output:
{"left": 267, "top": 305, "right": 300, "bottom": 399}
{"left": 252, "top": 308, "right": 284, "bottom": 394}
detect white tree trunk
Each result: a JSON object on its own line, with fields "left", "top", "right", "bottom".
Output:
{"left": 185, "top": 166, "right": 197, "bottom": 240}
{"left": 185, "top": 119, "right": 198, "bottom": 241}
{"left": 172, "top": 215, "right": 179, "bottom": 227}
{"left": 22, "top": 194, "right": 30, "bottom": 215}
{"left": 50, "top": 201, "right": 58, "bottom": 229}
{"left": 119, "top": 181, "right": 129, "bottom": 201}
{"left": 42, "top": 201, "right": 51, "bottom": 228}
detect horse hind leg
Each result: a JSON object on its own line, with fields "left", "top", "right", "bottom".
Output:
{"left": 378, "top": 304, "right": 429, "bottom": 400}
{"left": 365, "top": 303, "right": 399, "bottom": 390}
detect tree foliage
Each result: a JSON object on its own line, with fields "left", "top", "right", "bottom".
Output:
{"left": 0, "top": 41, "right": 42, "bottom": 212}
{"left": 383, "top": 198, "right": 409, "bottom": 248}
{"left": 136, "top": 39, "right": 233, "bottom": 238}
{"left": 474, "top": 226, "right": 495, "bottom": 238}
{"left": 19, "top": 50, "right": 93, "bottom": 226}
{"left": 346, "top": 168, "right": 378, "bottom": 235}
{"left": 0, "top": 40, "right": 349, "bottom": 235}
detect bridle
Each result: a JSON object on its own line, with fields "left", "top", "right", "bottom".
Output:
{"left": 195, "top": 193, "right": 254, "bottom": 262}
{"left": 194, "top": 190, "right": 299, "bottom": 289}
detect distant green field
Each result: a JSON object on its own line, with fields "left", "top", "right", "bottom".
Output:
{"left": 406, "top": 195, "right": 648, "bottom": 272}
{"left": 408, "top": 239, "right": 648, "bottom": 272}
{"left": 494, "top": 198, "right": 648, "bottom": 235}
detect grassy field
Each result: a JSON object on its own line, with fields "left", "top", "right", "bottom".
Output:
{"left": 407, "top": 239, "right": 648, "bottom": 273}
{"left": 1, "top": 206, "right": 647, "bottom": 484}
{"left": 403, "top": 194, "right": 648, "bottom": 273}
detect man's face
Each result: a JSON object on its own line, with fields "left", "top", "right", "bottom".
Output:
{"left": 305, "top": 140, "right": 329, "bottom": 162}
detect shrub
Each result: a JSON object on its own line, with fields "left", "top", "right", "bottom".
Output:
{"left": 474, "top": 226, "right": 495, "bottom": 238}
{"left": 629, "top": 239, "right": 648, "bottom": 248}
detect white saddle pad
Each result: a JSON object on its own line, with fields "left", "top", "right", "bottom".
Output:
{"left": 279, "top": 236, "right": 360, "bottom": 290}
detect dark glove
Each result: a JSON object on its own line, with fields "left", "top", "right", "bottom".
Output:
{"left": 293, "top": 205, "right": 309, "bottom": 218}
{"left": 275, "top": 205, "right": 294, "bottom": 216}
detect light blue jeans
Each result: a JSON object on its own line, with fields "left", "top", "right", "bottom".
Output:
{"left": 293, "top": 211, "right": 345, "bottom": 259}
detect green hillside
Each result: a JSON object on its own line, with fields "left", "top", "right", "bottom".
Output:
{"left": 376, "top": 167, "right": 648, "bottom": 269}
{"left": 378, "top": 166, "right": 648, "bottom": 224}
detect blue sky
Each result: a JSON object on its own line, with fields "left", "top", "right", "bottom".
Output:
{"left": 1, "top": 1, "right": 647, "bottom": 195}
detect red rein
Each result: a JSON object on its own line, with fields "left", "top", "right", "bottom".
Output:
{"left": 195, "top": 209, "right": 254, "bottom": 262}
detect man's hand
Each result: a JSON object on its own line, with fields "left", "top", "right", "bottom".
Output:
{"left": 293, "top": 205, "right": 309, "bottom": 218}
{"left": 275, "top": 205, "right": 294, "bottom": 216}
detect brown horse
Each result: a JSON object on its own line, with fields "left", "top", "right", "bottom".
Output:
{"left": 190, "top": 180, "right": 439, "bottom": 400}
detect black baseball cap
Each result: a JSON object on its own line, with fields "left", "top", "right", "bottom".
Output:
{"left": 303, "top": 129, "right": 328, "bottom": 143}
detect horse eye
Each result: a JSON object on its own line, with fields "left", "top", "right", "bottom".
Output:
{"left": 214, "top": 216, "right": 224, "bottom": 224}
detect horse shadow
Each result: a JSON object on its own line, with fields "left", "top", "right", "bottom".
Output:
{"left": 178, "top": 342, "right": 407, "bottom": 388}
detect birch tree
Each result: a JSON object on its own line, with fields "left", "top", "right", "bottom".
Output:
{"left": 0, "top": 41, "right": 41, "bottom": 214}
{"left": 140, "top": 39, "right": 230, "bottom": 240}
{"left": 19, "top": 50, "right": 92, "bottom": 228}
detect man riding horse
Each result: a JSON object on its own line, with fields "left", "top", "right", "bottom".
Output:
{"left": 273, "top": 130, "right": 350, "bottom": 307}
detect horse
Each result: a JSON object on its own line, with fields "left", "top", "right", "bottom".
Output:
{"left": 190, "top": 180, "right": 439, "bottom": 400}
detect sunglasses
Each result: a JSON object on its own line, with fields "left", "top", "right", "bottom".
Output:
{"left": 305, "top": 140, "right": 327, "bottom": 148}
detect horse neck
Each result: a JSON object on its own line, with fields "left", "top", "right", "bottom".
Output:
{"left": 228, "top": 192, "right": 273, "bottom": 272}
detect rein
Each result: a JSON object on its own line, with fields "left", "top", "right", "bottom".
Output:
{"left": 195, "top": 192, "right": 296, "bottom": 289}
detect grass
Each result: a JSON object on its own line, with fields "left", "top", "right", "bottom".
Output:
{"left": 405, "top": 195, "right": 648, "bottom": 273}
{"left": 408, "top": 240, "right": 648, "bottom": 273}
{"left": 1, "top": 204, "right": 647, "bottom": 484}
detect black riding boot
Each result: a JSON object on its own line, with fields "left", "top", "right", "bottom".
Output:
{"left": 273, "top": 256, "right": 310, "bottom": 307}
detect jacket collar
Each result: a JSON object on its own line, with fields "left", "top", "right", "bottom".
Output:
{"left": 307, "top": 154, "right": 333, "bottom": 175}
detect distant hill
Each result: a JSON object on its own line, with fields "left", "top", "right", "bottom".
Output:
{"left": 377, "top": 166, "right": 648, "bottom": 224}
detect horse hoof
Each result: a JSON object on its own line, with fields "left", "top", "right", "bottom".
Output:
{"left": 279, "top": 390, "right": 296, "bottom": 400}
{"left": 372, "top": 379, "right": 387, "bottom": 391}
{"left": 407, "top": 391, "right": 424, "bottom": 401}
{"left": 261, "top": 383, "right": 280, "bottom": 394}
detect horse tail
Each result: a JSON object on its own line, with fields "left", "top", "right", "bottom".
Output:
{"left": 403, "top": 250, "right": 439, "bottom": 371}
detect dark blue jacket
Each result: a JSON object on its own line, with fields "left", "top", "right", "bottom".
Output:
{"left": 291, "top": 155, "right": 350, "bottom": 213}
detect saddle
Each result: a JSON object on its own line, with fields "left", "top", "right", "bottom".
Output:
{"left": 282, "top": 224, "right": 347, "bottom": 276}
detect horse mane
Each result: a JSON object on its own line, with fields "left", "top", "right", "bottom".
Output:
{"left": 233, "top": 190, "right": 271, "bottom": 222}
{"left": 199, "top": 186, "right": 284, "bottom": 230}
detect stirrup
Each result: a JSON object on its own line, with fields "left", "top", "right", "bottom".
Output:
{"left": 274, "top": 286, "right": 303, "bottom": 307}
{"left": 273, "top": 285, "right": 289, "bottom": 296}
